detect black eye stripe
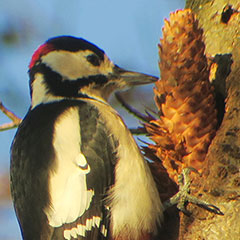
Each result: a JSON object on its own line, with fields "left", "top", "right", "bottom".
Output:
{"left": 86, "top": 54, "right": 101, "bottom": 66}
{"left": 29, "top": 63, "right": 108, "bottom": 98}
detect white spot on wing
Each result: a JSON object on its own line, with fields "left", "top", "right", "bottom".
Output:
{"left": 76, "top": 154, "right": 90, "bottom": 172}
{"left": 77, "top": 224, "right": 85, "bottom": 237}
{"left": 44, "top": 107, "right": 94, "bottom": 227}
{"left": 70, "top": 228, "right": 78, "bottom": 238}
{"left": 64, "top": 216, "right": 105, "bottom": 239}
{"left": 85, "top": 218, "right": 92, "bottom": 231}
{"left": 63, "top": 230, "right": 71, "bottom": 240}
{"left": 93, "top": 216, "right": 101, "bottom": 228}
{"left": 101, "top": 225, "right": 108, "bottom": 237}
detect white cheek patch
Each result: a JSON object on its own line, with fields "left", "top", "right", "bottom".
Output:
{"left": 41, "top": 50, "right": 115, "bottom": 82}
{"left": 63, "top": 216, "right": 105, "bottom": 239}
{"left": 44, "top": 107, "right": 94, "bottom": 227}
{"left": 42, "top": 50, "right": 102, "bottom": 80}
{"left": 31, "top": 73, "right": 48, "bottom": 107}
{"left": 31, "top": 73, "right": 63, "bottom": 109}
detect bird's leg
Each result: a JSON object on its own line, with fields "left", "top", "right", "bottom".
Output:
{"left": 163, "top": 168, "right": 224, "bottom": 216}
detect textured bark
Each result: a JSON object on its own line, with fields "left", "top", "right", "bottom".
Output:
{"left": 179, "top": 0, "right": 240, "bottom": 239}
{"left": 144, "top": 1, "right": 239, "bottom": 239}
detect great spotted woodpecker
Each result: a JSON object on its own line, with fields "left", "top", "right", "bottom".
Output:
{"left": 10, "top": 36, "right": 163, "bottom": 240}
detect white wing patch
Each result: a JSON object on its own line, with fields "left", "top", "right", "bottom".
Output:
{"left": 63, "top": 216, "right": 104, "bottom": 239}
{"left": 44, "top": 107, "right": 94, "bottom": 227}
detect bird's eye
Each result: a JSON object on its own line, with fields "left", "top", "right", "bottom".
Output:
{"left": 86, "top": 54, "right": 101, "bottom": 66}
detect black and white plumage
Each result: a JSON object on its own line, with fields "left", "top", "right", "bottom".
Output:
{"left": 10, "top": 36, "right": 163, "bottom": 240}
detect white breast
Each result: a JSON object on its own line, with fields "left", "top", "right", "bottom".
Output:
{"left": 44, "top": 107, "right": 94, "bottom": 227}
{"left": 88, "top": 99, "right": 163, "bottom": 239}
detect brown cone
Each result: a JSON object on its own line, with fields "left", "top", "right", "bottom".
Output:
{"left": 146, "top": 9, "right": 217, "bottom": 183}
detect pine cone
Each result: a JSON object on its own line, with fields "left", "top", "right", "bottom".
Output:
{"left": 146, "top": 9, "right": 217, "bottom": 183}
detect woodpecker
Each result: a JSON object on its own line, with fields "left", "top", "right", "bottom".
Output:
{"left": 10, "top": 36, "right": 163, "bottom": 240}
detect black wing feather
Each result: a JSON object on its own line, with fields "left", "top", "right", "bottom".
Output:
{"left": 10, "top": 99, "right": 118, "bottom": 240}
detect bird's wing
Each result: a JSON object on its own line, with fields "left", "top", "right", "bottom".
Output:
{"left": 11, "top": 100, "right": 118, "bottom": 240}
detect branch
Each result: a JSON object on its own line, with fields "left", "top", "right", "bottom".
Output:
{"left": 115, "top": 92, "right": 154, "bottom": 122}
{"left": 0, "top": 101, "right": 22, "bottom": 131}
{"left": 129, "top": 127, "right": 147, "bottom": 135}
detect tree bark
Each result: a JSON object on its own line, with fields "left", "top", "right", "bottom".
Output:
{"left": 180, "top": 0, "right": 240, "bottom": 239}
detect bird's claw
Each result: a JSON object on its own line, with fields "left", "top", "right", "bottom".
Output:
{"left": 163, "top": 167, "right": 224, "bottom": 216}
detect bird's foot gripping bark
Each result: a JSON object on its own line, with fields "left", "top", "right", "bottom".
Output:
{"left": 163, "top": 168, "right": 224, "bottom": 216}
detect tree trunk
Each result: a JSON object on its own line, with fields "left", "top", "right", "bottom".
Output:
{"left": 180, "top": 0, "right": 240, "bottom": 239}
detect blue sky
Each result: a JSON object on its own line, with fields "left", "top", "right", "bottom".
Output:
{"left": 0, "top": 1, "right": 184, "bottom": 238}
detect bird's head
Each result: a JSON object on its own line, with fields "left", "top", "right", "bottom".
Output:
{"left": 29, "top": 36, "right": 157, "bottom": 108}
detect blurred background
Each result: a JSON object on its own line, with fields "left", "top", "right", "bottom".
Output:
{"left": 0, "top": 0, "right": 184, "bottom": 239}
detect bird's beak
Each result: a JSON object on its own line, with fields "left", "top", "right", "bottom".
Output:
{"left": 112, "top": 66, "right": 158, "bottom": 88}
